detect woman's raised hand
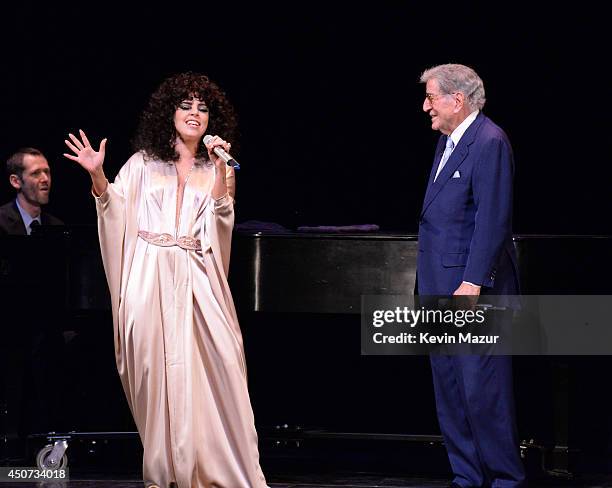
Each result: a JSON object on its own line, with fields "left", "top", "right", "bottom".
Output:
{"left": 63, "top": 129, "right": 107, "bottom": 175}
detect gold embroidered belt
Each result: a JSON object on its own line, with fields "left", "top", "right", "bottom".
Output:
{"left": 138, "top": 230, "right": 202, "bottom": 251}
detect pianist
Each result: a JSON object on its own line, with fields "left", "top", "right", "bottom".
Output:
{"left": 0, "top": 147, "right": 65, "bottom": 460}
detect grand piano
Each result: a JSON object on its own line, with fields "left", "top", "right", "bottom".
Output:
{"left": 229, "top": 231, "right": 612, "bottom": 474}
{"left": 1, "top": 227, "right": 611, "bottom": 475}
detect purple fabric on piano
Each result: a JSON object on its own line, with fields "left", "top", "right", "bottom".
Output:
{"left": 296, "top": 224, "right": 380, "bottom": 233}
{"left": 235, "top": 220, "right": 291, "bottom": 233}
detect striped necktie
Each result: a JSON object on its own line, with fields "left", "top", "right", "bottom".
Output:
{"left": 434, "top": 137, "right": 455, "bottom": 182}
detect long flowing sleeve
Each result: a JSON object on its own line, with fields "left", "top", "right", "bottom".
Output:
{"left": 202, "top": 164, "right": 236, "bottom": 278}
{"left": 95, "top": 177, "right": 126, "bottom": 315}
{"left": 205, "top": 193, "right": 235, "bottom": 279}
{"left": 94, "top": 152, "right": 143, "bottom": 367}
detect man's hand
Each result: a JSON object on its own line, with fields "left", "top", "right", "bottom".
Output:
{"left": 453, "top": 282, "right": 481, "bottom": 311}
{"left": 454, "top": 282, "right": 481, "bottom": 296}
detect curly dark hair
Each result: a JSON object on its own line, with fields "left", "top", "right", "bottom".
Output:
{"left": 132, "top": 72, "right": 238, "bottom": 162}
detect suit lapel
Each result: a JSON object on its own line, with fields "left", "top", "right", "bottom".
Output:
{"left": 421, "top": 138, "right": 445, "bottom": 213}
{"left": 428, "top": 139, "right": 445, "bottom": 187}
{"left": 420, "top": 113, "right": 486, "bottom": 217}
{"left": 8, "top": 201, "right": 27, "bottom": 235}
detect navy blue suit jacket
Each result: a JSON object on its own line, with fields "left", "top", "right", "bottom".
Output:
{"left": 417, "top": 112, "right": 519, "bottom": 296}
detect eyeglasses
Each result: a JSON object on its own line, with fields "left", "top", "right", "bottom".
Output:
{"left": 424, "top": 92, "right": 456, "bottom": 104}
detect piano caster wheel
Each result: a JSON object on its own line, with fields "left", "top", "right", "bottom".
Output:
{"left": 36, "top": 440, "right": 68, "bottom": 470}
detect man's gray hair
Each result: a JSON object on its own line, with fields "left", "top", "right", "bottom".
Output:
{"left": 420, "top": 64, "right": 486, "bottom": 111}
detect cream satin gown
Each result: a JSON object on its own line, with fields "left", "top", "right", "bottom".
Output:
{"left": 95, "top": 152, "right": 268, "bottom": 488}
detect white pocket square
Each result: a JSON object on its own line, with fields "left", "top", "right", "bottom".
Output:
{"left": 452, "top": 170, "right": 461, "bottom": 178}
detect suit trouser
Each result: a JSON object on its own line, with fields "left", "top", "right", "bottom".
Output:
{"left": 430, "top": 353, "right": 526, "bottom": 488}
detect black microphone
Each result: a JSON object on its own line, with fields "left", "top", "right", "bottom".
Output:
{"left": 203, "top": 135, "right": 240, "bottom": 169}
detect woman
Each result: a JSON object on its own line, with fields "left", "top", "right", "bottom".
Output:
{"left": 64, "top": 72, "right": 268, "bottom": 488}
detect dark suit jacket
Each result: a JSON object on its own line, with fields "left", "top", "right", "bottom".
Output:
{"left": 0, "top": 200, "right": 64, "bottom": 235}
{"left": 417, "top": 112, "right": 519, "bottom": 296}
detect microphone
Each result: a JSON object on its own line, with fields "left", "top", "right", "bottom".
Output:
{"left": 203, "top": 135, "right": 240, "bottom": 169}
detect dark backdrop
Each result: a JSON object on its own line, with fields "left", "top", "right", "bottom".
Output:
{"left": 1, "top": 3, "right": 610, "bottom": 234}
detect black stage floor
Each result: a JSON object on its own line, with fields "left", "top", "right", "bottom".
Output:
{"left": 4, "top": 432, "right": 612, "bottom": 487}
{"left": 4, "top": 472, "right": 612, "bottom": 487}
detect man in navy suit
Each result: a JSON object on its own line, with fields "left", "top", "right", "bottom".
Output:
{"left": 417, "top": 64, "right": 525, "bottom": 487}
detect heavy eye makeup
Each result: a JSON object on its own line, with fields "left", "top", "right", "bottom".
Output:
{"left": 178, "top": 101, "right": 209, "bottom": 113}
